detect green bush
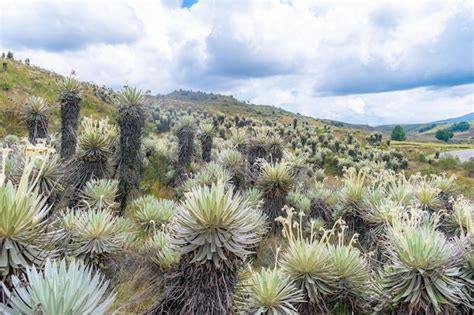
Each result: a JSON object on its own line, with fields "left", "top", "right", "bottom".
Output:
{"left": 434, "top": 156, "right": 460, "bottom": 171}
{"left": 435, "top": 129, "right": 454, "bottom": 142}
{"left": 391, "top": 125, "right": 406, "bottom": 141}
{"left": 446, "top": 121, "right": 470, "bottom": 132}
{"left": 462, "top": 158, "right": 474, "bottom": 177}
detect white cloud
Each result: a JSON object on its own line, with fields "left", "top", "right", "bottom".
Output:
{"left": 0, "top": 0, "right": 472, "bottom": 125}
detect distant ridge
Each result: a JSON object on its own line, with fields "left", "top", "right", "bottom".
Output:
{"left": 375, "top": 112, "right": 474, "bottom": 133}
{"left": 432, "top": 112, "right": 474, "bottom": 124}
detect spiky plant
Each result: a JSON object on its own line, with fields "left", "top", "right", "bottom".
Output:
{"left": 238, "top": 268, "right": 305, "bottom": 315}
{"left": 338, "top": 167, "right": 368, "bottom": 213}
{"left": 444, "top": 196, "right": 473, "bottom": 235}
{"left": 145, "top": 230, "right": 180, "bottom": 270}
{"left": 147, "top": 181, "right": 265, "bottom": 314}
{"left": 248, "top": 129, "right": 268, "bottom": 171}
{"left": 11, "top": 150, "right": 64, "bottom": 204}
{"left": 329, "top": 244, "right": 372, "bottom": 310}
{"left": 229, "top": 127, "right": 247, "bottom": 153}
{"left": 414, "top": 182, "right": 442, "bottom": 211}
{"left": 283, "top": 151, "right": 308, "bottom": 178}
{"left": 286, "top": 192, "right": 311, "bottom": 214}
{"left": 68, "top": 118, "right": 117, "bottom": 205}
{"left": 175, "top": 116, "right": 196, "bottom": 183}
{"left": 133, "top": 196, "right": 175, "bottom": 233}
{"left": 218, "top": 148, "right": 246, "bottom": 189}
{"left": 182, "top": 161, "right": 231, "bottom": 192}
{"left": 257, "top": 161, "right": 293, "bottom": 231}
{"left": 279, "top": 207, "right": 337, "bottom": 313}
{"left": 0, "top": 259, "right": 115, "bottom": 314}
{"left": 242, "top": 188, "right": 264, "bottom": 209}
{"left": 116, "top": 87, "right": 145, "bottom": 214}
{"left": 381, "top": 215, "right": 468, "bottom": 313}
{"left": 199, "top": 122, "right": 214, "bottom": 162}
{"left": 0, "top": 148, "right": 58, "bottom": 279}
{"left": 59, "top": 77, "right": 82, "bottom": 159}
{"left": 80, "top": 178, "right": 119, "bottom": 211}
{"left": 70, "top": 209, "right": 125, "bottom": 266}
{"left": 22, "top": 96, "right": 51, "bottom": 144}
{"left": 268, "top": 135, "right": 283, "bottom": 163}
{"left": 387, "top": 180, "right": 413, "bottom": 206}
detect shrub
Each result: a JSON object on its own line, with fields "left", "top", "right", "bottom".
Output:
{"left": 435, "top": 129, "right": 454, "bottom": 142}
{"left": 391, "top": 125, "right": 406, "bottom": 141}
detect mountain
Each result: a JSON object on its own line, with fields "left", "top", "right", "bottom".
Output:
{"left": 432, "top": 112, "right": 474, "bottom": 124}
{"left": 376, "top": 113, "right": 474, "bottom": 133}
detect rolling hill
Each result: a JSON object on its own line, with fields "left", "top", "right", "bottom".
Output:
{"left": 0, "top": 59, "right": 330, "bottom": 137}
{"left": 1, "top": 58, "right": 471, "bottom": 143}
{"left": 375, "top": 112, "right": 474, "bottom": 142}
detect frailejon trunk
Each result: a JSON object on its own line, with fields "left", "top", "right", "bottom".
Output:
{"left": 60, "top": 93, "right": 81, "bottom": 159}
{"left": 147, "top": 254, "right": 240, "bottom": 315}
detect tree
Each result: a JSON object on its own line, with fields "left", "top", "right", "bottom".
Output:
{"left": 391, "top": 125, "right": 406, "bottom": 141}
{"left": 435, "top": 129, "right": 454, "bottom": 142}
{"left": 447, "top": 121, "right": 470, "bottom": 132}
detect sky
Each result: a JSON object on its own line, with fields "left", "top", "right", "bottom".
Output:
{"left": 1, "top": 0, "right": 473, "bottom": 126}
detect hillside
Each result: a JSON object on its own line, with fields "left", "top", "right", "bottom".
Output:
{"left": 148, "top": 90, "right": 326, "bottom": 126}
{"left": 0, "top": 59, "right": 116, "bottom": 137}
{"left": 376, "top": 113, "right": 474, "bottom": 142}
{"left": 1, "top": 59, "right": 471, "bottom": 143}
{"left": 1, "top": 60, "right": 331, "bottom": 137}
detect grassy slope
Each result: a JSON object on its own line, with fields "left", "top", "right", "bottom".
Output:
{"left": 0, "top": 59, "right": 115, "bottom": 137}
{"left": 149, "top": 90, "right": 327, "bottom": 127}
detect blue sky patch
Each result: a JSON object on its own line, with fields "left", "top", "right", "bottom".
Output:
{"left": 182, "top": 0, "right": 198, "bottom": 8}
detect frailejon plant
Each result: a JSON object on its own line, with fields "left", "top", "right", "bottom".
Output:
{"left": 199, "top": 122, "right": 214, "bottom": 163}
{"left": 0, "top": 147, "right": 58, "bottom": 279}
{"left": 257, "top": 161, "right": 294, "bottom": 231}
{"left": 147, "top": 181, "right": 265, "bottom": 314}
{"left": 11, "top": 147, "right": 64, "bottom": 205}
{"left": 175, "top": 116, "right": 196, "bottom": 184}
{"left": 217, "top": 148, "right": 246, "bottom": 190}
{"left": 133, "top": 196, "right": 175, "bottom": 233}
{"left": 182, "top": 161, "right": 231, "bottom": 193}
{"left": 22, "top": 96, "right": 51, "bottom": 144}
{"left": 0, "top": 259, "right": 115, "bottom": 314}
{"left": 80, "top": 178, "right": 119, "bottom": 211}
{"left": 381, "top": 211, "right": 469, "bottom": 313}
{"left": 68, "top": 118, "right": 117, "bottom": 206}
{"left": 59, "top": 77, "right": 82, "bottom": 159}
{"left": 278, "top": 206, "right": 337, "bottom": 313}
{"left": 69, "top": 209, "right": 125, "bottom": 266}
{"left": 145, "top": 230, "right": 180, "bottom": 270}
{"left": 116, "top": 87, "right": 145, "bottom": 214}
{"left": 238, "top": 267, "right": 305, "bottom": 315}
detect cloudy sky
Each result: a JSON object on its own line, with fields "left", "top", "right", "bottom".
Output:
{"left": 1, "top": 0, "right": 473, "bottom": 125}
